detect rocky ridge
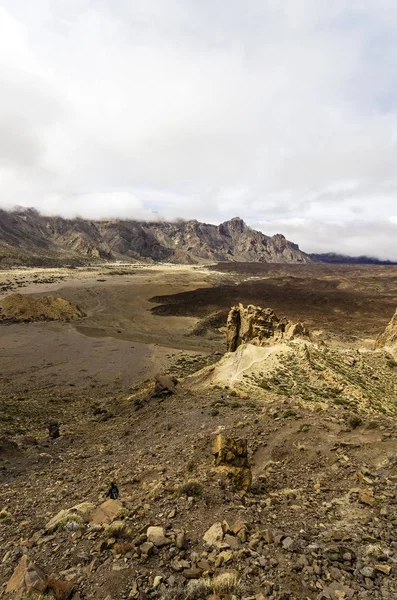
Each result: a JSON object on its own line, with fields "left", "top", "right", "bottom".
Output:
{"left": 0, "top": 209, "right": 311, "bottom": 266}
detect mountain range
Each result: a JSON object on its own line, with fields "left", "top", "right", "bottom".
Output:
{"left": 0, "top": 207, "right": 394, "bottom": 266}
{"left": 0, "top": 208, "right": 311, "bottom": 266}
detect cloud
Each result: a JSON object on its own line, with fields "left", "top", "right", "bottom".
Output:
{"left": 1, "top": 1, "right": 397, "bottom": 257}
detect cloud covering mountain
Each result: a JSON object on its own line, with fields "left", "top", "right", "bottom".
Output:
{"left": 1, "top": 1, "right": 397, "bottom": 258}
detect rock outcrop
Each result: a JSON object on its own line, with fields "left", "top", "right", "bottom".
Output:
{"left": 226, "top": 303, "right": 310, "bottom": 351}
{"left": 374, "top": 309, "right": 397, "bottom": 350}
{"left": 5, "top": 555, "right": 47, "bottom": 596}
{"left": 0, "top": 293, "right": 84, "bottom": 323}
{"left": 212, "top": 434, "right": 252, "bottom": 492}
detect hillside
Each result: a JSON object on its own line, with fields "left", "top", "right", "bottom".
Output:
{"left": 0, "top": 208, "right": 311, "bottom": 266}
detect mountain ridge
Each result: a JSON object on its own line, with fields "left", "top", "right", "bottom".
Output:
{"left": 0, "top": 208, "right": 311, "bottom": 266}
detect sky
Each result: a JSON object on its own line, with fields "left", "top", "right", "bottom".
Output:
{"left": 1, "top": 1, "right": 397, "bottom": 259}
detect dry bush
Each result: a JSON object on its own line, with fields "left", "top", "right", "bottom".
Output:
{"left": 112, "top": 541, "right": 134, "bottom": 555}
{"left": 186, "top": 578, "right": 213, "bottom": 599}
{"left": 104, "top": 520, "right": 131, "bottom": 539}
{"left": 213, "top": 572, "right": 243, "bottom": 596}
{"left": 186, "top": 572, "right": 243, "bottom": 599}
{"left": 51, "top": 514, "right": 85, "bottom": 532}
{"left": 175, "top": 480, "right": 204, "bottom": 498}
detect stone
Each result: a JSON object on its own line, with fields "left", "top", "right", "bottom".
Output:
{"left": 90, "top": 499, "right": 123, "bottom": 525}
{"left": 176, "top": 531, "right": 187, "bottom": 549}
{"left": 216, "top": 550, "right": 233, "bottom": 566}
{"left": 230, "top": 521, "right": 247, "bottom": 535}
{"left": 323, "top": 546, "right": 356, "bottom": 563}
{"left": 359, "top": 491, "right": 376, "bottom": 506}
{"left": 183, "top": 567, "right": 203, "bottom": 579}
{"left": 360, "top": 566, "right": 375, "bottom": 578}
{"left": 171, "top": 561, "right": 184, "bottom": 572}
{"left": 317, "top": 581, "right": 355, "bottom": 600}
{"left": 153, "top": 576, "right": 162, "bottom": 588}
{"left": 223, "top": 534, "right": 240, "bottom": 550}
{"left": 6, "top": 555, "right": 47, "bottom": 595}
{"left": 197, "top": 560, "right": 211, "bottom": 571}
{"left": 375, "top": 564, "right": 391, "bottom": 575}
{"left": 147, "top": 526, "right": 170, "bottom": 547}
{"left": 282, "top": 537, "right": 296, "bottom": 551}
{"left": 262, "top": 528, "right": 274, "bottom": 544}
{"left": 151, "top": 375, "right": 177, "bottom": 398}
{"left": 140, "top": 542, "right": 154, "bottom": 556}
{"left": 203, "top": 522, "right": 224, "bottom": 547}
{"left": 46, "top": 502, "right": 96, "bottom": 531}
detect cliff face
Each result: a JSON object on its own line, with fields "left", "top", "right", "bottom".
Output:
{"left": 0, "top": 209, "right": 311, "bottom": 265}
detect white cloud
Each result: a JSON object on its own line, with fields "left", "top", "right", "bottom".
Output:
{"left": 0, "top": 1, "right": 397, "bottom": 257}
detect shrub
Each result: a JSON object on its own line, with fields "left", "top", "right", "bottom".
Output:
{"left": 51, "top": 514, "right": 85, "bottom": 532}
{"left": 186, "top": 578, "right": 213, "bottom": 599}
{"left": 187, "top": 572, "right": 243, "bottom": 599}
{"left": 213, "top": 572, "right": 243, "bottom": 596}
{"left": 104, "top": 520, "right": 131, "bottom": 539}
{"left": 175, "top": 481, "right": 204, "bottom": 499}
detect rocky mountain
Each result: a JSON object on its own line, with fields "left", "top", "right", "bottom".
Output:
{"left": 0, "top": 208, "right": 311, "bottom": 266}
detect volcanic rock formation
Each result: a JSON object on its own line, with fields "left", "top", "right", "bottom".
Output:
{"left": 212, "top": 434, "right": 252, "bottom": 492}
{"left": 226, "top": 303, "right": 310, "bottom": 352}
{"left": 374, "top": 308, "right": 397, "bottom": 350}
{"left": 0, "top": 293, "right": 84, "bottom": 323}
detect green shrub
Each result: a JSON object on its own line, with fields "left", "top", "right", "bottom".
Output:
{"left": 175, "top": 480, "right": 204, "bottom": 498}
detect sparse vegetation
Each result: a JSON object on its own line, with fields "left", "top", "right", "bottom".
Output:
{"left": 187, "top": 572, "right": 243, "bottom": 599}
{"left": 104, "top": 520, "right": 131, "bottom": 539}
{"left": 49, "top": 514, "right": 85, "bottom": 532}
{"left": 174, "top": 480, "right": 204, "bottom": 498}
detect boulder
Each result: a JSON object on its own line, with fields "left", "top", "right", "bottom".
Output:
{"left": 226, "top": 303, "right": 309, "bottom": 352}
{"left": 6, "top": 555, "right": 47, "bottom": 596}
{"left": 46, "top": 501, "right": 96, "bottom": 531}
{"left": 89, "top": 499, "right": 123, "bottom": 525}
{"left": 203, "top": 522, "right": 224, "bottom": 547}
{"left": 151, "top": 375, "right": 178, "bottom": 398}
{"left": 146, "top": 526, "right": 170, "bottom": 547}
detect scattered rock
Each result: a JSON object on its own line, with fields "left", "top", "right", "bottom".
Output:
{"left": 146, "top": 526, "right": 170, "bottom": 547}
{"left": 203, "top": 522, "right": 224, "bottom": 548}
{"left": 5, "top": 555, "right": 46, "bottom": 596}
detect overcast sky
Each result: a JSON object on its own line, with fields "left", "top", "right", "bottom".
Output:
{"left": 1, "top": 1, "right": 397, "bottom": 259}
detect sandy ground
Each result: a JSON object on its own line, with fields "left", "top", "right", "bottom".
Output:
{"left": 0, "top": 264, "right": 225, "bottom": 398}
